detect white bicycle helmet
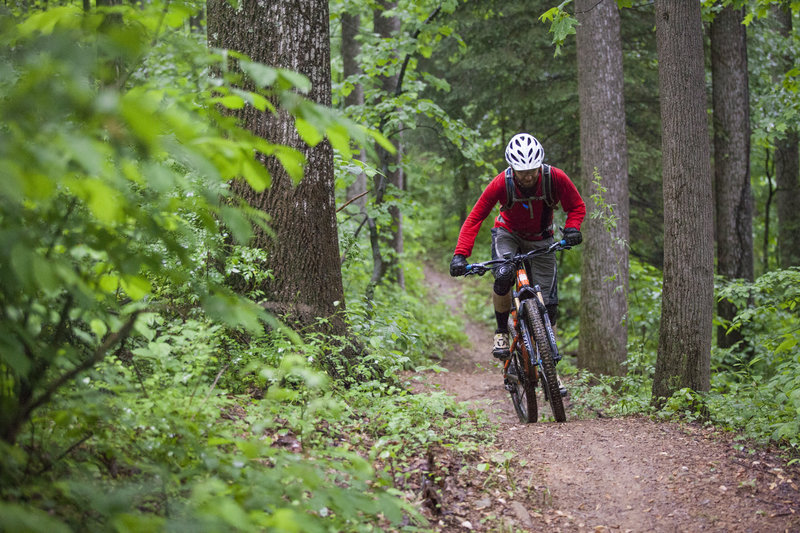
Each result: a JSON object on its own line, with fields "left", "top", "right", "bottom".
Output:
{"left": 505, "top": 133, "right": 544, "bottom": 170}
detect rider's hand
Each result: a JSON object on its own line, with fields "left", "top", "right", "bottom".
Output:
{"left": 449, "top": 254, "right": 468, "bottom": 277}
{"left": 563, "top": 228, "right": 582, "bottom": 246}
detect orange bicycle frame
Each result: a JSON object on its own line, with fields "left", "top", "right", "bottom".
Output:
{"left": 504, "top": 263, "right": 538, "bottom": 381}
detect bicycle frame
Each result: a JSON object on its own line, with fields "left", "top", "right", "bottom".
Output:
{"left": 505, "top": 262, "right": 537, "bottom": 379}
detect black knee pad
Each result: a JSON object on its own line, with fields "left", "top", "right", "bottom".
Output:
{"left": 493, "top": 263, "right": 515, "bottom": 295}
{"left": 546, "top": 304, "right": 559, "bottom": 326}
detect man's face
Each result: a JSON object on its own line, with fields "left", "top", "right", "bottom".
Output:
{"left": 515, "top": 167, "right": 541, "bottom": 188}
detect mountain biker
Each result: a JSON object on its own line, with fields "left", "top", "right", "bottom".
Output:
{"left": 449, "top": 133, "right": 586, "bottom": 362}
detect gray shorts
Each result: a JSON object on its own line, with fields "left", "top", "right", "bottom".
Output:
{"left": 491, "top": 227, "right": 558, "bottom": 305}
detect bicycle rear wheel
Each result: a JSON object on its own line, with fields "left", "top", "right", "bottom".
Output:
{"left": 506, "top": 316, "right": 538, "bottom": 423}
{"left": 523, "top": 300, "right": 566, "bottom": 422}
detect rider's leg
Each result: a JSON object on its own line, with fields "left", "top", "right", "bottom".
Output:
{"left": 493, "top": 289, "right": 512, "bottom": 330}
{"left": 490, "top": 228, "right": 518, "bottom": 360}
{"left": 491, "top": 290, "right": 512, "bottom": 361}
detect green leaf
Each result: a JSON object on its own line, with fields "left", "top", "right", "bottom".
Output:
{"left": 295, "top": 117, "right": 324, "bottom": 147}
{"left": 201, "top": 293, "right": 264, "bottom": 333}
{"left": 0, "top": 502, "right": 72, "bottom": 533}
{"left": 273, "top": 147, "right": 305, "bottom": 185}
{"left": 0, "top": 334, "right": 29, "bottom": 376}
{"left": 213, "top": 95, "right": 246, "bottom": 110}
{"left": 111, "top": 513, "right": 166, "bottom": 533}
{"left": 326, "top": 125, "right": 352, "bottom": 159}
{"left": 99, "top": 274, "right": 120, "bottom": 294}
{"left": 776, "top": 335, "right": 798, "bottom": 354}
{"left": 264, "top": 508, "right": 302, "bottom": 532}
{"left": 240, "top": 61, "right": 279, "bottom": 88}
{"left": 240, "top": 158, "right": 271, "bottom": 191}
{"left": 367, "top": 126, "right": 395, "bottom": 155}
{"left": 65, "top": 177, "right": 124, "bottom": 225}
{"left": 236, "top": 439, "right": 263, "bottom": 459}
{"left": 278, "top": 70, "right": 311, "bottom": 93}
{"left": 16, "top": 5, "right": 83, "bottom": 37}
{"left": 219, "top": 205, "right": 254, "bottom": 245}
{"left": 90, "top": 319, "right": 108, "bottom": 338}
{"left": 121, "top": 275, "right": 152, "bottom": 300}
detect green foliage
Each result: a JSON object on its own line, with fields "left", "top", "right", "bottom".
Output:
{"left": 0, "top": 2, "right": 278, "bottom": 446}
{"left": 704, "top": 269, "right": 800, "bottom": 451}
{"left": 564, "top": 263, "right": 800, "bottom": 457}
{"left": 1, "top": 312, "right": 430, "bottom": 531}
{"left": 539, "top": 1, "right": 579, "bottom": 56}
{"left": 1, "top": 2, "right": 476, "bottom": 531}
{"left": 331, "top": 0, "right": 484, "bottom": 166}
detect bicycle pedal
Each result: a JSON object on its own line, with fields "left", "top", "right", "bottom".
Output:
{"left": 504, "top": 380, "right": 515, "bottom": 392}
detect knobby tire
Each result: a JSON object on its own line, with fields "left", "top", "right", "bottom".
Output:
{"left": 507, "top": 315, "right": 538, "bottom": 423}
{"left": 523, "top": 300, "right": 567, "bottom": 422}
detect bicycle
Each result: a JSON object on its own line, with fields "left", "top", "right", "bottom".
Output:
{"left": 460, "top": 240, "right": 570, "bottom": 423}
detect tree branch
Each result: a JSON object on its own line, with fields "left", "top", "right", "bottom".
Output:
{"left": 336, "top": 190, "right": 370, "bottom": 213}
{"left": 9, "top": 312, "right": 141, "bottom": 443}
{"left": 395, "top": 5, "right": 442, "bottom": 98}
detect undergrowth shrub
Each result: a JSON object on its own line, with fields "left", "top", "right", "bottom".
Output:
{"left": 0, "top": 3, "right": 490, "bottom": 531}
{"left": 702, "top": 269, "right": 800, "bottom": 452}
{"left": 568, "top": 267, "right": 800, "bottom": 458}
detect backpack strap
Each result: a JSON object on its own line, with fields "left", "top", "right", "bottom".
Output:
{"left": 503, "top": 167, "right": 515, "bottom": 210}
{"left": 502, "top": 164, "right": 557, "bottom": 210}
{"left": 541, "top": 164, "right": 556, "bottom": 207}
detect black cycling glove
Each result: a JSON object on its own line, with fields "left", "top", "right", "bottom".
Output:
{"left": 563, "top": 228, "right": 583, "bottom": 246}
{"left": 449, "top": 254, "right": 467, "bottom": 277}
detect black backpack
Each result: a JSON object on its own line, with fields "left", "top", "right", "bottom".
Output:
{"left": 501, "top": 164, "right": 558, "bottom": 212}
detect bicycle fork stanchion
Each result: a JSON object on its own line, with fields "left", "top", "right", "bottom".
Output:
{"left": 531, "top": 284, "right": 561, "bottom": 363}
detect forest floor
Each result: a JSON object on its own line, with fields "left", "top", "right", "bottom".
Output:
{"left": 404, "top": 264, "right": 800, "bottom": 532}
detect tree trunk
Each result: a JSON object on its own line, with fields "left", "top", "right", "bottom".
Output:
{"left": 373, "top": 1, "right": 405, "bottom": 289}
{"left": 341, "top": 12, "right": 369, "bottom": 212}
{"left": 774, "top": 5, "right": 800, "bottom": 268}
{"left": 652, "top": 0, "right": 713, "bottom": 403}
{"left": 710, "top": 5, "right": 753, "bottom": 349}
{"left": 575, "top": 0, "right": 629, "bottom": 376}
{"left": 206, "top": 1, "right": 349, "bottom": 335}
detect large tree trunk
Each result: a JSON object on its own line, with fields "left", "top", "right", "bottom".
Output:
{"left": 206, "top": 1, "right": 349, "bottom": 335}
{"left": 774, "top": 5, "right": 800, "bottom": 268}
{"left": 652, "top": 0, "right": 714, "bottom": 403}
{"left": 711, "top": 5, "right": 754, "bottom": 349}
{"left": 575, "top": 0, "right": 630, "bottom": 376}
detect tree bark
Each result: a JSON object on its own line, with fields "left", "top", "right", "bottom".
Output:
{"left": 207, "top": 1, "right": 349, "bottom": 335}
{"left": 575, "top": 0, "right": 629, "bottom": 376}
{"left": 710, "top": 5, "right": 753, "bottom": 349}
{"left": 652, "top": 0, "right": 713, "bottom": 403}
{"left": 774, "top": 5, "right": 800, "bottom": 268}
{"left": 373, "top": 1, "right": 405, "bottom": 289}
{"left": 341, "top": 12, "right": 369, "bottom": 212}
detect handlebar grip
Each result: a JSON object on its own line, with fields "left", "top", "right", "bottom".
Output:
{"left": 464, "top": 264, "right": 487, "bottom": 276}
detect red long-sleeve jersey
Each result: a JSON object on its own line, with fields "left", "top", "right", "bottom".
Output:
{"left": 453, "top": 166, "right": 586, "bottom": 258}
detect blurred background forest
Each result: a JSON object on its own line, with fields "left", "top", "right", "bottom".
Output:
{"left": 1, "top": 0, "right": 799, "bottom": 531}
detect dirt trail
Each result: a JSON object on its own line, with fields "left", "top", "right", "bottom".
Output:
{"left": 418, "top": 264, "right": 800, "bottom": 532}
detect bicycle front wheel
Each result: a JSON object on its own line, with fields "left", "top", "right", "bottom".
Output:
{"left": 507, "top": 315, "right": 538, "bottom": 423}
{"left": 523, "top": 300, "right": 566, "bottom": 422}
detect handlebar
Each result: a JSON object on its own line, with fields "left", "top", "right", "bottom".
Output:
{"left": 463, "top": 239, "right": 571, "bottom": 277}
